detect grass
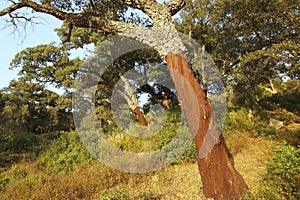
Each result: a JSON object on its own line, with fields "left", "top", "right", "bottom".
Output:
{"left": 232, "top": 135, "right": 274, "bottom": 192}
{"left": 0, "top": 132, "right": 275, "bottom": 200}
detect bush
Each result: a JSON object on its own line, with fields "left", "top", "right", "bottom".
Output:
{"left": 7, "top": 132, "right": 39, "bottom": 153}
{"left": 179, "top": 142, "right": 197, "bottom": 163}
{"left": 262, "top": 144, "right": 300, "bottom": 199}
{"left": 253, "top": 121, "right": 276, "bottom": 137}
{"left": 36, "top": 131, "right": 94, "bottom": 174}
{"left": 223, "top": 108, "right": 254, "bottom": 133}
{"left": 276, "top": 127, "right": 300, "bottom": 147}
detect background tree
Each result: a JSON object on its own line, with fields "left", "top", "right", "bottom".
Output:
{"left": 216, "top": 0, "right": 299, "bottom": 110}
{"left": 178, "top": 0, "right": 299, "bottom": 123}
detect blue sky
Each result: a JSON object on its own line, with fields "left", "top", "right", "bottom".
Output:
{"left": 0, "top": 0, "right": 172, "bottom": 90}
{"left": 0, "top": 2, "right": 62, "bottom": 89}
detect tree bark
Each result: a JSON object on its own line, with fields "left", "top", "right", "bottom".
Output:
{"left": 134, "top": 107, "right": 148, "bottom": 126}
{"left": 165, "top": 53, "right": 248, "bottom": 199}
{"left": 118, "top": 74, "right": 148, "bottom": 126}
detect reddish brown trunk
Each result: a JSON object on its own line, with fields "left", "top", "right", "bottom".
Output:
{"left": 165, "top": 53, "right": 248, "bottom": 199}
{"left": 134, "top": 107, "right": 148, "bottom": 126}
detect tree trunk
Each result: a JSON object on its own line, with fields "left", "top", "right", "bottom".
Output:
{"left": 165, "top": 53, "right": 248, "bottom": 199}
{"left": 134, "top": 107, "right": 148, "bottom": 126}
{"left": 118, "top": 74, "right": 148, "bottom": 126}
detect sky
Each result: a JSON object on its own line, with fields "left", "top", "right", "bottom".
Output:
{"left": 0, "top": 0, "right": 172, "bottom": 90}
{"left": 0, "top": 1, "right": 65, "bottom": 89}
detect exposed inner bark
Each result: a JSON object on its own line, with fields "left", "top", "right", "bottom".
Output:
{"left": 134, "top": 107, "right": 148, "bottom": 126}
{"left": 165, "top": 53, "right": 248, "bottom": 199}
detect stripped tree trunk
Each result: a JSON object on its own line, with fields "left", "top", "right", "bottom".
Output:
{"left": 134, "top": 107, "right": 148, "bottom": 126}
{"left": 165, "top": 53, "right": 248, "bottom": 199}
{"left": 118, "top": 74, "right": 148, "bottom": 126}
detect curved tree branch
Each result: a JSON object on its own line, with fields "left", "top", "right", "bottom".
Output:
{"left": 0, "top": 0, "right": 138, "bottom": 33}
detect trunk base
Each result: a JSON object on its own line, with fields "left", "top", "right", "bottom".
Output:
{"left": 198, "top": 141, "right": 249, "bottom": 199}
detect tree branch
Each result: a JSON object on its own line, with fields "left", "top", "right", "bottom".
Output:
{"left": 0, "top": 1, "right": 26, "bottom": 16}
{"left": 264, "top": 78, "right": 278, "bottom": 94}
{"left": 0, "top": 0, "right": 138, "bottom": 34}
{"left": 119, "top": 74, "right": 139, "bottom": 110}
{"left": 122, "top": 0, "right": 185, "bottom": 16}
{"left": 122, "top": 0, "right": 158, "bottom": 11}
{"left": 62, "top": 23, "right": 73, "bottom": 44}
{"left": 165, "top": 0, "right": 186, "bottom": 16}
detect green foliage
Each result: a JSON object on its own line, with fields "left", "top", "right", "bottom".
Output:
{"left": 7, "top": 132, "right": 39, "bottom": 153}
{"left": 0, "top": 81, "right": 74, "bottom": 135}
{"left": 100, "top": 186, "right": 130, "bottom": 200}
{"left": 0, "top": 165, "right": 27, "bottom": 190}
{"left": 36, "top": 131, "right": 94, "bottom": 174}
{"left": 179, "top": 142, "right": 197, "bottom": 163}
{"left": 100, "top": 186, "right": 155, "bottom": 200}
{"left": 268, "top": 80, "right": 300, "bottom": 114}
{"left": 262, "top": 144, "right": 300, "bottom": 199}
{"left": 106, "top": 110, "right": 196, "bottom": 164}
{"left": 223, "top": 109, "right": 277, "bottom": 137}
{"left": 156, "top": 125, "right": 195, "bottom": 165}
{"left": 223, "top": 108, "right": 254, "bottom": 132}
{"left": 10, "top": 43, "right": 81, "bottom": 89}
{"left": 277, "top": 127, "right": 300, "bottom": 147}
{"left": 252, "top": 122, "right": 276, "bottom": 137}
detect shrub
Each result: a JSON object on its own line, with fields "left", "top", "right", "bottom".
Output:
{"left": 7, "top": 132, "right": 39, "bottom": 153}
{"left": 223, "top": 108, "right": 254, "bottom": 133}
{"left": 262, "top": 144, "right": 300, "bottom": 199}
{"left": 36, "top": 131, "right": 94, "bottom": 174}
{"left": 253, "top": 121, "right": 276, "bottom": 137}
{"left": 156, "top": 125, "right": 195, "bottom": 165}
{"left": 179, "top": 142, "right": 197, "bottom": 163}
{"left": 276, "top": 127, "right": 300, "bottom": 147}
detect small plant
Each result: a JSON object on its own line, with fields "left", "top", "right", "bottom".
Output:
{"left": 100, "top": 186, "right": 130, "bottom": 200}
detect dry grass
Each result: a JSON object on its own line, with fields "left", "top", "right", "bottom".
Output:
{"left": 233, "top": 136, "right": 273, "bottom": 192}
{"left": 127, "top": 164, "right": 205, "bottom": 200}
{"left": 0, "top": 134, "right": 273, "bottom": 200}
